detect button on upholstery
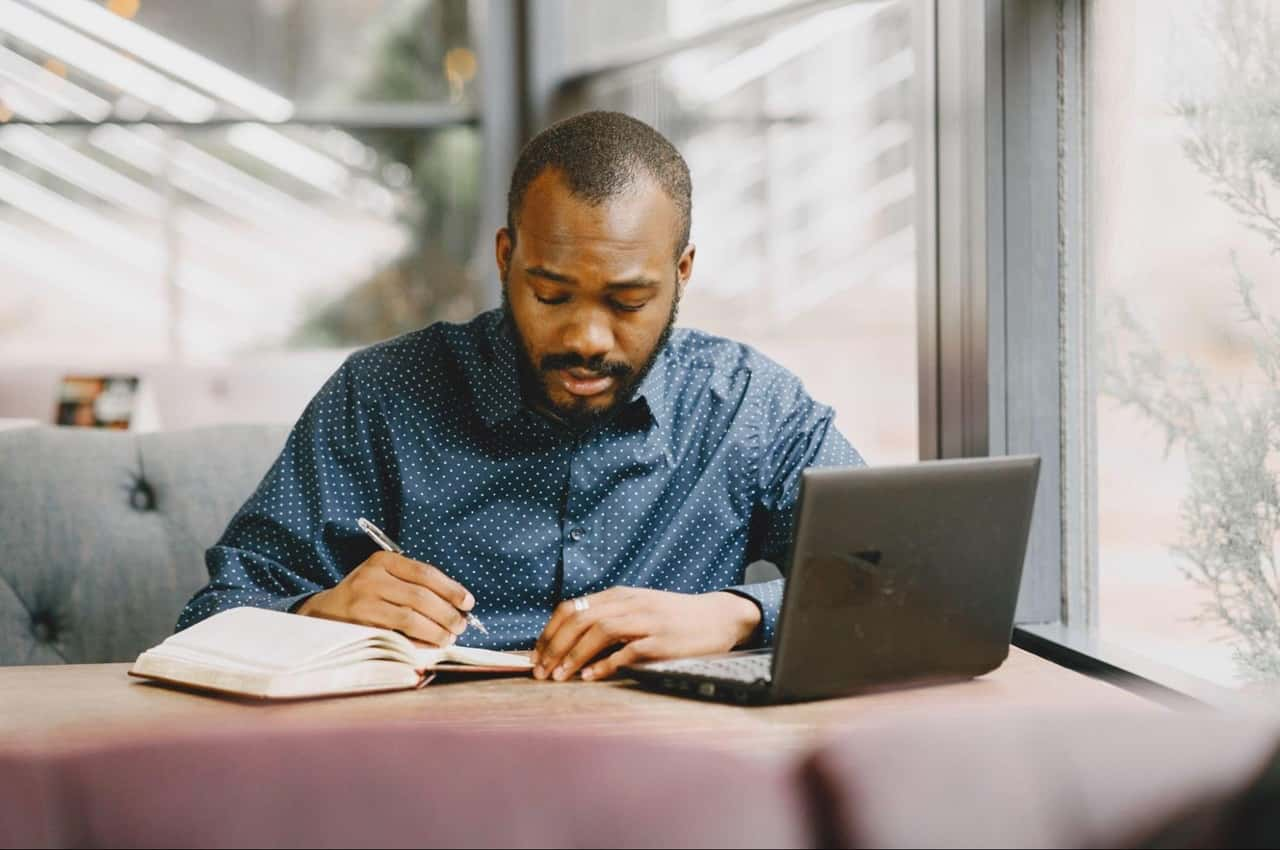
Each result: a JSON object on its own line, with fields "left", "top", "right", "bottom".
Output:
{"left": 129, "top": 478, "right": 155, "bottom": 512}
{"left": 568, "top": 527, "right": 585, "bottom": 542}
{"left": 30, "top": 612, "right": 56, "bottom": 643}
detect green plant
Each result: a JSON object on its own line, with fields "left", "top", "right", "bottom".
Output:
{"left": 1103, "top": 0, "right": 1280, "bottom": 681}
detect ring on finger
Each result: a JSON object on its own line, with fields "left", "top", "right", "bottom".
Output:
{"left": 572, "top": 596, "right": 590, "bottom": 613}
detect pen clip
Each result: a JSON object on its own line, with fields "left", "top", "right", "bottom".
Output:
{"left": 357, "top": 517, "right": 403, "bottom": 554}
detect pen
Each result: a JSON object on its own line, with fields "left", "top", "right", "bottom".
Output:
{"left": 356, "top": 517, "right": 489, "bottom": 635}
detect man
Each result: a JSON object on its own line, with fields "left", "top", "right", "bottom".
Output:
{"left": 179, "top": 111, "right": 864, "bottom": 682}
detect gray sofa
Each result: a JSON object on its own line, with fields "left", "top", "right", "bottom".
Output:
{"left": 0, "top": 424, "right": 288, "bottom": 665}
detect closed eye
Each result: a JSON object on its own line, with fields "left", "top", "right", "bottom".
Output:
{"left": 534, "top": 293, "right": 570, "bottom": 306}
{"left": 612, "top": 301, "right": 649, "bottom": 313}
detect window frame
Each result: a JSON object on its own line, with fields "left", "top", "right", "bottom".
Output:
{"left": 935, "top": 0, "right": 1255, "bottom": 707}
{"left": 930, "top": 0, "right": 1086, "bottom": 626}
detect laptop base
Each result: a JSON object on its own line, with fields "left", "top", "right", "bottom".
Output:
{"left": 623, "top": 650, "right": 776, "bottom": 705}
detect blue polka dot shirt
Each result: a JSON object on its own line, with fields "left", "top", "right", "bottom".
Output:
{"left": 177, "top": 309, "right": 864, "bottom": 649}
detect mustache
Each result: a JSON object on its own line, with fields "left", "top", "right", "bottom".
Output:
{"left": 539, "top": 352, "right": 633, "bottom": 378}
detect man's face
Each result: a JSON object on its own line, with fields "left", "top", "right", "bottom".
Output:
{"left": 496, "top": 169, "right": 695, "bottom": 429}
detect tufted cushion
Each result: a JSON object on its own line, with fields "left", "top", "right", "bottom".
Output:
{"left": 0, "top": 425, "right": 288, "bottom": 665}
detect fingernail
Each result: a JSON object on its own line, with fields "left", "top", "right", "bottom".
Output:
{"left": 462, "top": 592, "right": 475, "bottom": 611}
{"left": 533, "top": 665, "right": 545, "bottom": 679}
{"left": 581, "top": 668, "right": 595, "bottom": 681}
{"left": 553, "top": 666, "right": 567, "bottom": 681}
{"left": 452, "top": 619, "right": 466, "bottom": 635}
{"left": 445, "top": 634, "right": 456, "bottom": 646}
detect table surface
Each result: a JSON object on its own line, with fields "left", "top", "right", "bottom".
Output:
{"left": 0, "top": 648, "right": 1158, "bottom": 757}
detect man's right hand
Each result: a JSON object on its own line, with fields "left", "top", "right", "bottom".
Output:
{"left": 294, "top": 551, "right": 475, "bottom": 647}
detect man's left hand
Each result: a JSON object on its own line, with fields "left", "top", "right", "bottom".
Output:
{"left": 531, "top": 588, "right": 762, "bottom": 682}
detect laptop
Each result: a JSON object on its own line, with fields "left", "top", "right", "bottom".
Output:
{"left": 622, "top": 455, "right": 1041, "bottom": 704}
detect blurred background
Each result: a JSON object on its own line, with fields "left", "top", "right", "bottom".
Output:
{"left": 0, "top": 0, "right": 921, "bottom": 466}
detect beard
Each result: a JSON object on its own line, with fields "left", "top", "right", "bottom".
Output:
{"left": 502, "top": 287, "right": 680, "bottom": 432}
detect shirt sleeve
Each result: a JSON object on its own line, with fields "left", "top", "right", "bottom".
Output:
{"left": 721, "top": 375, "right": 865, "bottom": 647}
{"left": 175, "top": 355, "right": 394, "bottom": 631}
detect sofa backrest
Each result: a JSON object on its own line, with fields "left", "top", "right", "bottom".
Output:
{"left": 0, "top": 424, "right": 289, "bottom": 665}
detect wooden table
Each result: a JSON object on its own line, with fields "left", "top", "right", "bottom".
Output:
{"left": 0, "top": 648, "right": 1157, "bottom": 757}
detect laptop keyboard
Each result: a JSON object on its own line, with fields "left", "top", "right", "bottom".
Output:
{"left": 642, "top": 652, "right": 773, "bottom": 683}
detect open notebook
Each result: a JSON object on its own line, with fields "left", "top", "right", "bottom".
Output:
{"left": 130, "top": 607, "right": 532, "bottom": 700}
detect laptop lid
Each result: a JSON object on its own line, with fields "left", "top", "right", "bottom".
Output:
{"left": 768, "top": 455, "right": 1040, "bottom": 702}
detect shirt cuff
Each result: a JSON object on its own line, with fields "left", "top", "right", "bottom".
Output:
{"left": 721, "top": 579, "right": 784, "bottom": 648}
{"left": 279, "top": 592, "right": 318, "bottom": 614}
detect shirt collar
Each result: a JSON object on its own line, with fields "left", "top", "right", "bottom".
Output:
{"left": 478, "top": 310, "right": 525, "bottom": 428}
{"left": 478, "top": 309, "right": 674, "bottom": 432}
{"left": 625, "top": 342, "right": 671, "bottom": 431}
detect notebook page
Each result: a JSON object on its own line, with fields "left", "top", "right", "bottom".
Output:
{"left": 154, "top": 607, "right": 413, "bottom": 672}
{"left": 412, "top": 644, "right": 534, "bottom": 669}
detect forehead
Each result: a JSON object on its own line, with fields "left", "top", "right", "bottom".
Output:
{"left": 515, "top": 169, "right": 677, "bottom": 267}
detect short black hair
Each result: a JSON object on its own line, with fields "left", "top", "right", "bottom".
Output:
{"left": 506, "top": 110, "right": 692, "bottom": 260}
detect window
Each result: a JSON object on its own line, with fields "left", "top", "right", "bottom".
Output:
{"left": 555, "top": 0, "right": 822, "bottom": 76}
{"left": 1089, "top": 0, "right": 1280, "bottom": 692}
{"left": 549, "top": 0, "right": 924, "bottom": 466}
{"left": 0, "top": 0, "right": 481, "bottom": 363}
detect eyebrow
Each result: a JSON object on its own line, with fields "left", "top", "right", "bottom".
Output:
{"left": 525, "top": 266, "right": 573, "bottom": 284}
{"left": 524, "top": 266, "right": 660, "bottom": 290}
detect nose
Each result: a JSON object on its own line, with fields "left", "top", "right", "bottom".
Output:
{"left": 560, "top": 306, "right": 615, "bottom": 364}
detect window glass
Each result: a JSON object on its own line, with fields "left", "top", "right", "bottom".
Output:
{"left": 1091, "top": 0, "right": 1280, "bottom": 691}
{"left": 558, "top": 0, "right": 813, "bottom": 74}
{"left": 0, "top": 0, "right": 475, "bottom": 120}
{"left": 0, "top": 0, "right": 481, "bottom": 365}
{"left": 0, "top": 120, "right": 481, "bottom": 361}
{"left": 561, "top": 0, "right": 921, "bottom": 464}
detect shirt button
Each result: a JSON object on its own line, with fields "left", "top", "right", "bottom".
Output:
{"left": 568, "top": 527, "right": 585, "bottom": 542}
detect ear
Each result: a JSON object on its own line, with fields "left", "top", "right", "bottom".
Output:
{"left": 495, "top": 227, "right": 514, "bottom": 283}
{"left": 676, "top": 243, "right": 696, "bottom": 297}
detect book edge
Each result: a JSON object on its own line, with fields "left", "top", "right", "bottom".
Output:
{"left": 127, "top": 669, "right": 427, "bottom": 700}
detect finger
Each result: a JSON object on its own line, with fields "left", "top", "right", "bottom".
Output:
{"left": 534, "top": 607, "right": 598, "bottom": 680}
{"left": 351, "top": 598, "right": 455, "bottom": 647}
{"left": 583, "top": 638, "right": 660, "bottom": 681}
{"left": 534, "top": 588, "right": 626, "bottom": 665}
{"left": 537, "top": 601, "right": 629, "bottom": 681}
{"left": 553, "top": 617, "right": 642, "bottom": 682}
{"left": 383, "top": 554, "right": 474, "bottom": 612}
{"left": 378, "top": 576, "right": 468, "bottom": 636}
{"left": 533, "top": 598, "right": 578, "bottom": 667}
